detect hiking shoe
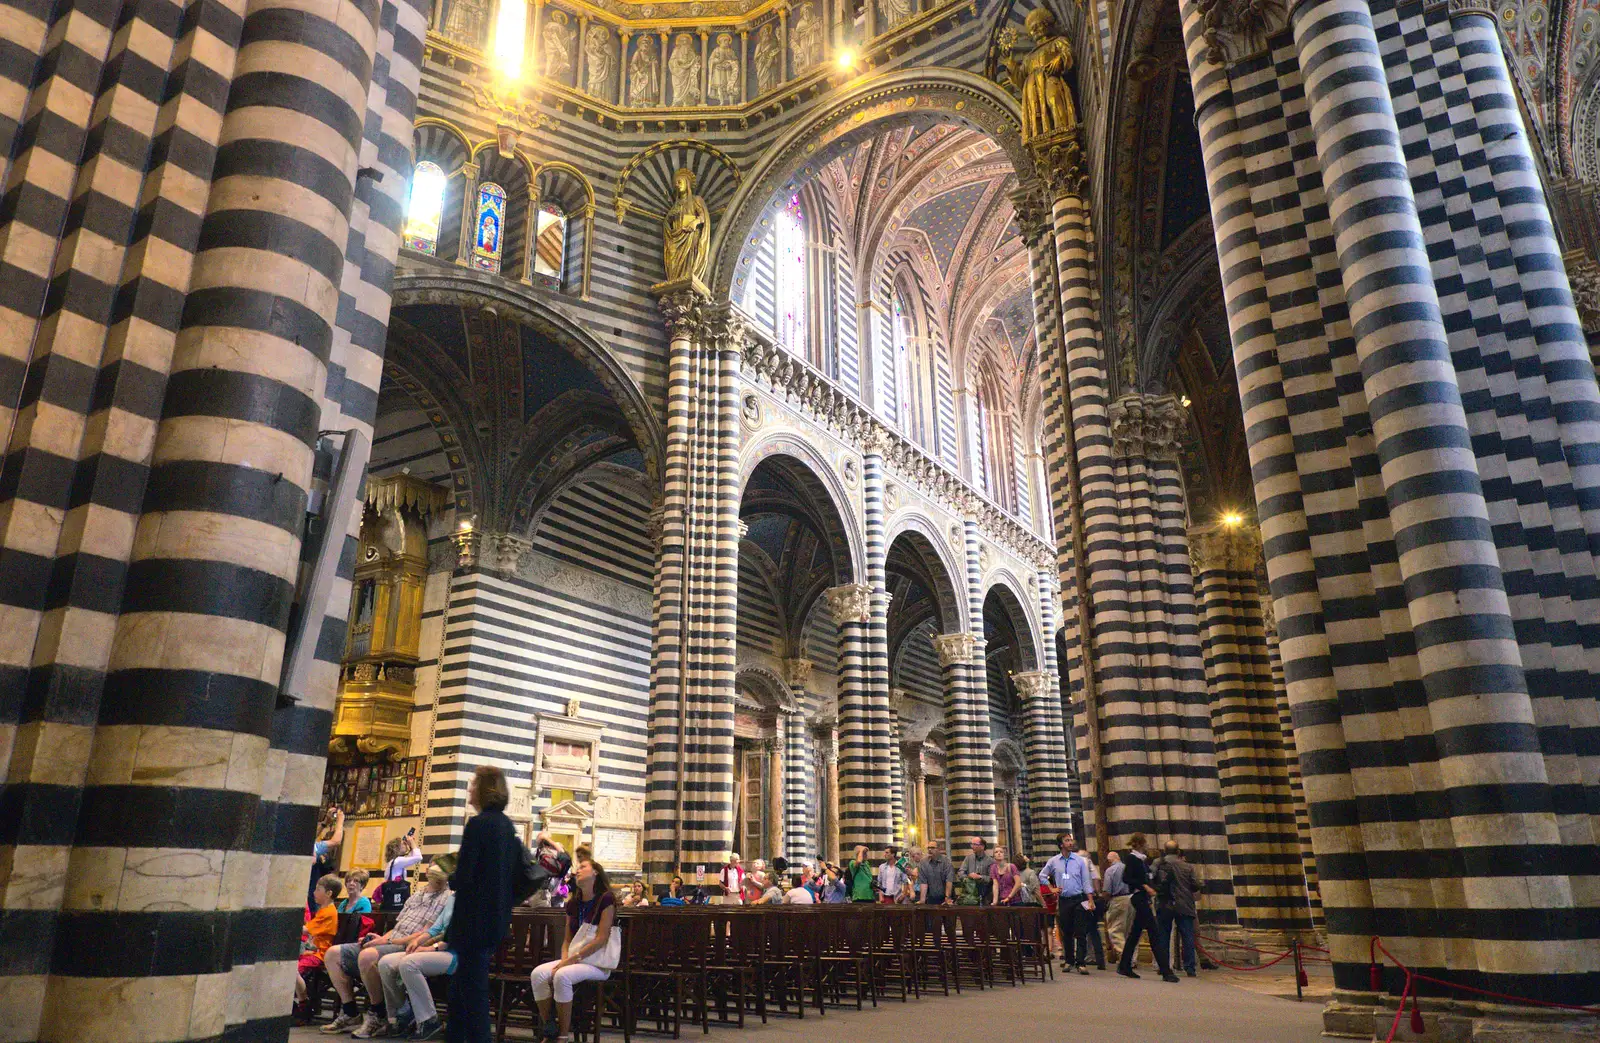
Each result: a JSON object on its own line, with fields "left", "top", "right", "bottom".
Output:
{"left": 352, "top": 1013, "right": 385, "bottom": 1038}
{"left": 411, "top": 1018, "right": 444, "bottom": 1041}
{"left": 323, "top": 1012, "right": 362, "bottom": 1034}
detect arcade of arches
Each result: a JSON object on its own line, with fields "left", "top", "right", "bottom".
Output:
{"left": 2, "top": 0, "right": 1599, "bottom": 1038}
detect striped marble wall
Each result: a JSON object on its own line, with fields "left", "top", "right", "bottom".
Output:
{"left": 425, "top": 475, "right": 653, "bottom": 852}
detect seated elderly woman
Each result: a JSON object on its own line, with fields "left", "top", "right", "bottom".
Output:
{"left": 530, "top": 858, "right": 618, "bottom": 1043}
{"left": 321, "top": 862, "right": 451, "bottom": 1037}
{"left": 375, "top": 884, "right": 456, "bottom": 1039}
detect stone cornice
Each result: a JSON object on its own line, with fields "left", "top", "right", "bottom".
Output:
{"left": 740, "top": 322, "right": 1055, "bottom": 570}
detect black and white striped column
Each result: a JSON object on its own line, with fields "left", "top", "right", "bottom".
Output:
{"left": 827, "top": 582, "right": 883, "bottom": 851}
{"left": 862, "top": 441, "right": 895, "bottom": 847}
{"left": 781, "top": 657, "right": 814, "bottom": 866}
{"left": 934, "top": 627, "right": 994, "bottom": 846}
{"left": 643, "top": 292, "right": 739, "bottom": 877}
{"left": 34, "top": 0, "right": 381, "bottom": 1033}
{"left": 1191, "top": 523, "right": 1312, "bottom": 935}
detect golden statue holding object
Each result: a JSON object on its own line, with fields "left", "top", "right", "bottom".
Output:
{"left": 1005, "top": 8, "right": 1079, "bottom": 143}
{"left": 662, "top": 167, "right": 711, "bottom": 283}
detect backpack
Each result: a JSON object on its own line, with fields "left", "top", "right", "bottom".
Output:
{"left": 513, "top": 840, "right": 550, "bottom": 905}
{"left": 1154, "top": 860, "right": 1176, "bottom": 909}
{"left": 374, "top": 877, "right": 411, "bottom": 913}
{"left": 956, "top": 876, "right": 982, "bottom": 906}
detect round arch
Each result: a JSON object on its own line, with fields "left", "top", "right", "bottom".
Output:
{"left": 992, "top": 737, "right": 1026, "bottom": 775}
{"left": 739, "top": 432, "right": 864, "bottom": 583}
{"left": 710, "top": 67, "right": 1028, "bottom": 299}
{"left": 390, "top": 269, "right": 665, "bottom": 484}
{"left": 736, "top": 664, "right": 799, "bottom": 713}
{"left": 884, "top": 524, "right": 966, "bottom": 638}
{"left": 982, "top": 575, "right": 1040, "bottom": 672}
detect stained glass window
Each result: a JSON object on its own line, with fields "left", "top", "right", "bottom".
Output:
{"left": 775, "top": 194, "right": 807, "bottom": 357}
{"left": 974, "top": 390, "right": 990, "bottom": 496}
{"left": 402, "top": 160, "right": 445, "bottom": 255}
{"left": 532, "top": 205, "right": 566, "bottom": 280}
{"left": 894, "top": 285, "right": 930, "bottom": 446}
{"left": 472, "top": 181, "right": 507, "bottom": 273}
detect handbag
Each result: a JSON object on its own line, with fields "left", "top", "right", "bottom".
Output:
{"left": 570, "top": 918, "right": 621, "bottom": 970}
{"left": 513, "top": 840, "right": 550, "bottom": 904}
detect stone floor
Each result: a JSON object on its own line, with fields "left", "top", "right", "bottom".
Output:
{"left": 290, "top": 963, "right": 1332, "bottom": 1042}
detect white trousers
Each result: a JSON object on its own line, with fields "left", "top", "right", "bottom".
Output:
{"left": 530, "top": 960, "right": 611, "bottom": 1004}
{"left": 378, "top": 949, "right": 454, "bottom": 1023}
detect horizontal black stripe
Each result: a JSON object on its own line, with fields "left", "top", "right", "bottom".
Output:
{"left": 0, "top": 782, "right": 82, "bottom": 846}
{"left": 143, "top": 458, "right": 309, "bottom": 533}
{"left": 270, "top": 702, "right": 334, "bottom": 758}
{"left": 51, "top": 906, "right": 301, "bottom": 977}
{"left": 75, "top": 785, "right": 259, "bottom": 850}
{"left": 99, "top": 667, "right": 278, "bottom": 735}
{"left": 0, "top": 908, "right": 54, "bottom": 975}
{"left": 161, "top": 365, "right": 322, "bottom": 443}
{"left": 122, "top": 557, "right": 297, "bottom": 629}
{"left": 18, "top": 662, "right": 104, "bottom": 727}
{"left": 197, "top": 208, "right": 347, "bottom": 289}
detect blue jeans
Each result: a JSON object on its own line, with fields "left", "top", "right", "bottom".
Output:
{"left": 1157, "top": 909, "right": 1197, "bottom": 974}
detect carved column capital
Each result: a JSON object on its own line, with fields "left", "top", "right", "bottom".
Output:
{"left": 1027, "top": 127, "right": 1087, "bottom": 200}
{"left": 1011, "top": 670, "right": 1051, "bottom": 703}
{"left": 781, "top": 657, "right": 813, "bottom": 687}
{"left": 1564, "top": 249, "right": 1600, "bottom": 334}
{"left": 656, "top": 285, "right": 710, "bottom": 339}
{"left": 931, "top": 632, "right": 979, "bottom": 667}
{"left": 1195, "top": 0, "right": 1288, "bottom": 65}
{"left": 1108, "top": 393, "right": 1186, "bottom": 461}
{"left": 705, "top": 303, "right": 750, "bottom": 357}
{"left": 1189, "top": 522, "right": 1263, "bottom": 575}
{"left": 823, "top": 583, "right": 872, "bottom": 626}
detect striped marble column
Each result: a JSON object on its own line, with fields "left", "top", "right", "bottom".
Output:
{"left": 888, "top": 688, "right": 908, "bottom": 846}
{"left": 1191, "top": 522, "right": 1311, "bottom": 934}
{"left": 861, "top": 441, "right": 895, "bottom": 845}
{"left": 827, "top": 582, "right": 883, "bottom": 851}
{"left": 1182, "top": 0, "right": 1600, "bottom": 1009}
{"left": 643, "top": 291, "right": 739, "bottom": 876}
{"left": 1012, "top": 670, "right": 1071, "bottom": 863}
{"left": 1261, "top": 599, "right": 1323, "bottom": 929}
{"left": 781, "top": 657, "right": 814, "bottom": 866}
{"left": 933, "top": 630, "right": 994, "bottom": 845}
{"left": 28, "top": 0, "right": 382, "bottom": 1034}
{"left": 1106, "top": 394, "right": 1233, "bottom": 922}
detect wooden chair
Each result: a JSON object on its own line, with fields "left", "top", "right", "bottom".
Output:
{"left": 569, "top": 919, "right": 630, "bottom": 1043}
{"left": 949, "top": 907, "right": 992, "bottom": 990}
{"left": 867, "top": 907, "right": 917, "bottom": 1001}
{"left": 979, "top": 908, "right": 1024, "bottom": 986}
{"left": 759, "top": 909, "right": 822, "bottom": 1018}
{"left": 815, "top": 909, "right": 876, "bottom": 1010}
{"left": 909, "top": 906, "right": 956, "bottom": 996}
{"left": 1016, "top": 907, "right": 1055, "bottom": 982}
{"left": 704, "top": 910, "right": 766, "bottom": 1027}
{"left": 622, "top": 911, "right": 709, "bottom": 1037}
{"left": 493, "top": 915, "right": 554, "bottom": 1043}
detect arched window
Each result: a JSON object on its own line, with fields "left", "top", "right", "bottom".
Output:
{"left": 973, "top": 388, "right": 990, "bottom": 497}
{"left": 531, "top": 204, "right": 566, "bottom": 282}
{"left": 472, "top": 181, "right": 507, "bottom": 273}
{"left": 402, "top": 160, "right": 446, "bottom": 256}
{"left": 775, "top": 194, "right": 807, "bottom": 357}
{"left": 893, "top": 280, "right": 935, "bottom": 449}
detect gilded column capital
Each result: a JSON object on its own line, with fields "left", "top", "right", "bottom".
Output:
{"left": 931, "top": 631, "right": 979, "bottom": 667}
{"left": 1108, "top": 393, "right": 1186, "bottom": 461}
{"left": 1027, "top": 127, "right": 1087, "bottom": 201}
{"left": 1011, "top": 670, "right": 1051, "bottom": 703}
{"left": 823, "top": 582, "right": 872, "bottom": 626}
{"left": 781, "top": 657, "right": 813, "bottom": 687}
{"left": 1189, "top": 521, "right": 1263, "bottom": 575}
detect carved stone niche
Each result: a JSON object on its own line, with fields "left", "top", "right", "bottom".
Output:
{"left": 533, "top": 711, "right": 606, "bottom": 796}
{"left": 1196, "top": 0, "right": 1289, "bottom": 65}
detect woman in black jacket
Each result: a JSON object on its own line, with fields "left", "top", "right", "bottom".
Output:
{"left": 446, "top": 765, "right": 521, "bottom": 1042}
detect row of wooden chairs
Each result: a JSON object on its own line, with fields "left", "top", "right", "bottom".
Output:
{"left": 309, "top": 905, "right": 1055, "bottom": 1041}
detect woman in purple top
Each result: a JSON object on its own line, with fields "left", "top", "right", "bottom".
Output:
{"left": 529, "top": 859, "right": 617, "bottom": 1042}
{"left": 990, "top": 846, "right": 1022, "bottom": 904}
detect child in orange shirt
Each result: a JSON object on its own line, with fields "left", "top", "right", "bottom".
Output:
{"left": 293, "top": 874, "right": 343, "bottom": 1021}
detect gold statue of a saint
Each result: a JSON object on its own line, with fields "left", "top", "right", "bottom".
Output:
{"left": 1006, "top": 8, "right": 1079, "bottom": 143}
{"left": 662, "top": 168, "right": 710, "bottom": 283}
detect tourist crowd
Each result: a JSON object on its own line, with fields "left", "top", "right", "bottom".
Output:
{"left": 296, "top": 766, "right": 1206, "bottom": 1041}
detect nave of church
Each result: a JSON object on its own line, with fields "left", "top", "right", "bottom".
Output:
{"left": 1, "top": 0, "right": 1598, "bottom": 1038}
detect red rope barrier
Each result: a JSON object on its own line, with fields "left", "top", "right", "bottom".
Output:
{"left": 1193, "top": 935, "right": 1294, "bottom": 971}
{"left": 1368, "top": 936, "right": 1600, "bottom": 1042}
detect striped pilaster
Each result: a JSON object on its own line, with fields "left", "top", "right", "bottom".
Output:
{"left": 826, "top": 581, "right": 883, "bottom": 851}
{"left": 861, "top": 444, "right": 894, "bottom": 846}
{"left": 781, "top": 658, "right": 813, "bottom": 866}
{"left": 933, "top": 629, "right": 993, "bottom": 845}
{"left": 30, "top": 0, "right": 382, "bottom": 1034}
{"left": 1192, "top": 523, "right": 1312, "bottom": 934}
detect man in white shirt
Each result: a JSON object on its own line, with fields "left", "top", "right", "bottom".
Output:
{"left": 876, "top": 845, "right": 905, "bottom": 903}
{"left": 720, "top": 853, "right": 745, "bottom": 905}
